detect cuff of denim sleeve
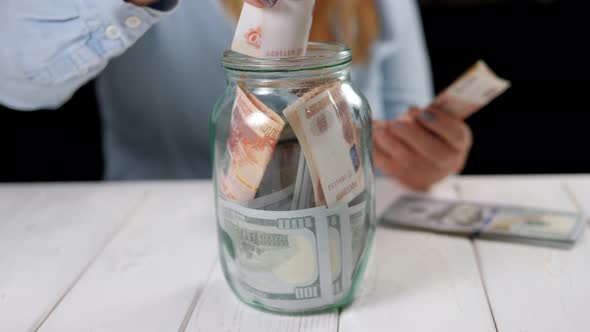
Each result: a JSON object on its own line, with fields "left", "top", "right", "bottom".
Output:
{"left": 80, "top": 0, "right": 179, "bottom": 58}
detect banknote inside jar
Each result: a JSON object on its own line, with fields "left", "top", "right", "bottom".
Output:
{"left": 220, "top": 80, "right": 366, "bottom": 211}
{"left": 216, "top": 76, "right": 373, "bottom": 311}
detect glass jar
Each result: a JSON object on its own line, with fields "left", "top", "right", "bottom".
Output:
{"left": 211, "top": 42, "right": 376, "bottom": 314}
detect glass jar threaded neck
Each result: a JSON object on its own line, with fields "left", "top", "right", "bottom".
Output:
{"left": 222, "top": 42, "right": 352, "bottom": 87}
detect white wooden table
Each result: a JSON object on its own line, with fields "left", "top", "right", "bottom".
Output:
{"left": 1, "top": 175, "right": 589, "bottom": 332}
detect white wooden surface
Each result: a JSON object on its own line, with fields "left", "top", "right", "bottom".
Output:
{"left": 1, "top": 176, "right": 589, "bottom": 332}
{"left": 38, "top": 183, "right": 218, "bottom": 332}
{"left": 0, "top": 186, "right": 40, "bottom": 227}
{"left": 458, "top": 176, "right": 590, "bottom": 332}
{"left": 185, "top": 263, "right": 339, "bottom": 332}
{"left": 339, "top": 180, "right": 496, "bottom": 332}
{"left": 0, "top": 184, "right": 146, "bottom": 332}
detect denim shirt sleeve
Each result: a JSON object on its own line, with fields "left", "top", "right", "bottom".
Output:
{"left": 0, "top": 0, "right": 178, "bottom": 111}
{"left": 378, "top": 0, "right": 434, "bottom": 119}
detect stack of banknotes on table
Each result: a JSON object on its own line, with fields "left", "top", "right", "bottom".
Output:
{"left": 382, "top": 195, "right": 587, "bottom": 248}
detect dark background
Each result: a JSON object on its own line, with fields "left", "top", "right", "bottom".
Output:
{"left": 0, "top": 0, "right": 587, "bottom": 182}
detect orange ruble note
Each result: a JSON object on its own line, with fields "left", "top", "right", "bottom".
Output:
{"left": 432, "top": 60, "right": 511, "bottom": 118}
{"left": 284, "top": 82, "right": 365, "bottom": 208}
{"left": 231, "top": 0, "right": 315, "bottom": 59}
{"left": 221, "top": 87, "right": 285, "bottom": 201}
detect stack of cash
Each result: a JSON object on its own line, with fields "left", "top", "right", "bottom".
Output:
{"left": 217, "top": 81, "right": 372, "bottom": 311}
{"left": 382, "top": 195, "right": 586, "bottom": 249}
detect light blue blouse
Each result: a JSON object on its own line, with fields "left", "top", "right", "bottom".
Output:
{"left": 0, "top": 0, "right": 433, "bottom": 180}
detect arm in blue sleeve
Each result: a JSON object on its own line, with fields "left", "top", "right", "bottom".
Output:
{"left": 379, "top": 0, "right": 434, "bottom": 119}
{"left": 0, "top": 0, "right": 178, "bottom": 111}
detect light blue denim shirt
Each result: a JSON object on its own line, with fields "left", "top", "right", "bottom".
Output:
{"left": 0, "top": 0, "right": 433, "bottom": 180}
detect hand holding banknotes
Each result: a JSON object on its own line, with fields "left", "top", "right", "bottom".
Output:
{"left": 374, "top": 107, "right": 473, "bottom": 192}
{"left": 375, "top": 60, "right": 511, "bottom": 192}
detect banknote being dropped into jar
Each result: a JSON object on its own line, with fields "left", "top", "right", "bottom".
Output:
{"left": 284, "top": 82, "right": 365, "bottom": 208}
{"left": 221, "top": 87, "right": 285, "bottom": 201}
{"left": 431, "top": 60, "right": 511, "bottom": 118}
{"left": 231, "top": 0, "right": 316, "bottom": 58}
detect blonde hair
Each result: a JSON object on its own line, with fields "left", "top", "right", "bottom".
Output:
{"left": 223, "top": 0, "right": 380, "bottom": 63}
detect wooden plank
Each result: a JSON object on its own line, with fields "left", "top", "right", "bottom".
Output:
{"left": 38, "top": 182, "right": 218, "bottom": 332}
{"left": 184, "top": 263, "right": 338, "bottom": 332}
{"left": 339, "top": 178, "right": 496, "bottom": 332}
{"left": 0, "top": 184, "right": 147, "bottom": 332}
{"left": 0, "top": 186, "right": 40, "bottom": 226}
{"left": 459, "top": 177, "right": 590, "bottom": 332}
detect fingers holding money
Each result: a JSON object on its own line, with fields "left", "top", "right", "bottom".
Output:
{"left": 418, "top": 107, "right": 473, "bottom": 152}
{"left": 373, "top": 126, "right": 440, "bottom": 191}
{"left": 373, "top": 106, "right": 473, "bottom": 191}
{"left": 389, "top": 114, "right": 462, "bottom": 172}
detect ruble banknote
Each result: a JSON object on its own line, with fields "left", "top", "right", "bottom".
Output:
{"left": 232, "top": 0, "right": 315, "bottom": 58}
{"left": 284, "top": 82, "right": 365, "bottom": 208}
{"left": 431, "top": 60, "right": 511, "bottom": 118}
{"left": 221, "top": 87, "right": 285, "bottom": 201}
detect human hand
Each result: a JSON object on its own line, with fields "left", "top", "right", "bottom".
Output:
{"left": 373, "top": 107, "right": 473, "bottom": 191}
{"left": 245, "top": 0, "right": 279, "bottom": 8}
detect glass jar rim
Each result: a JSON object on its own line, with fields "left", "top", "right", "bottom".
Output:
{"left": 222, "top": 42, "right": 352, "bottom": 73}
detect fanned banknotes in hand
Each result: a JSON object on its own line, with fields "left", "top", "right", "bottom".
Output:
{"left": 431, "top": 60, "right": 511, "bottom": 118}
{"left": 375, "top": 60, "right": 510, "bottom": 127}
{"left": 382, "top": 195, "right": 586, "bottom": 249}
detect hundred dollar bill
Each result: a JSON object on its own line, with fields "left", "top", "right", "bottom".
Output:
{"left": 382, "top": 195, "right": 586, "bottom": 248}
{"left": 232, "top": 0, "right": 315, "bottom": 59}
{"left": 221, "top": 87, "right": 285, "bottom": 201}
{"left": 431, "top": 60, "right": 511, "bottom": 118}
{"left": 219, "top": 197, "right": 372, "bottom": 310}
{"left": 284, "top": 82, "right": 365, "bottom": 208}
{"left": 218, "top": 199, "right": 334, "bottom": 310}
